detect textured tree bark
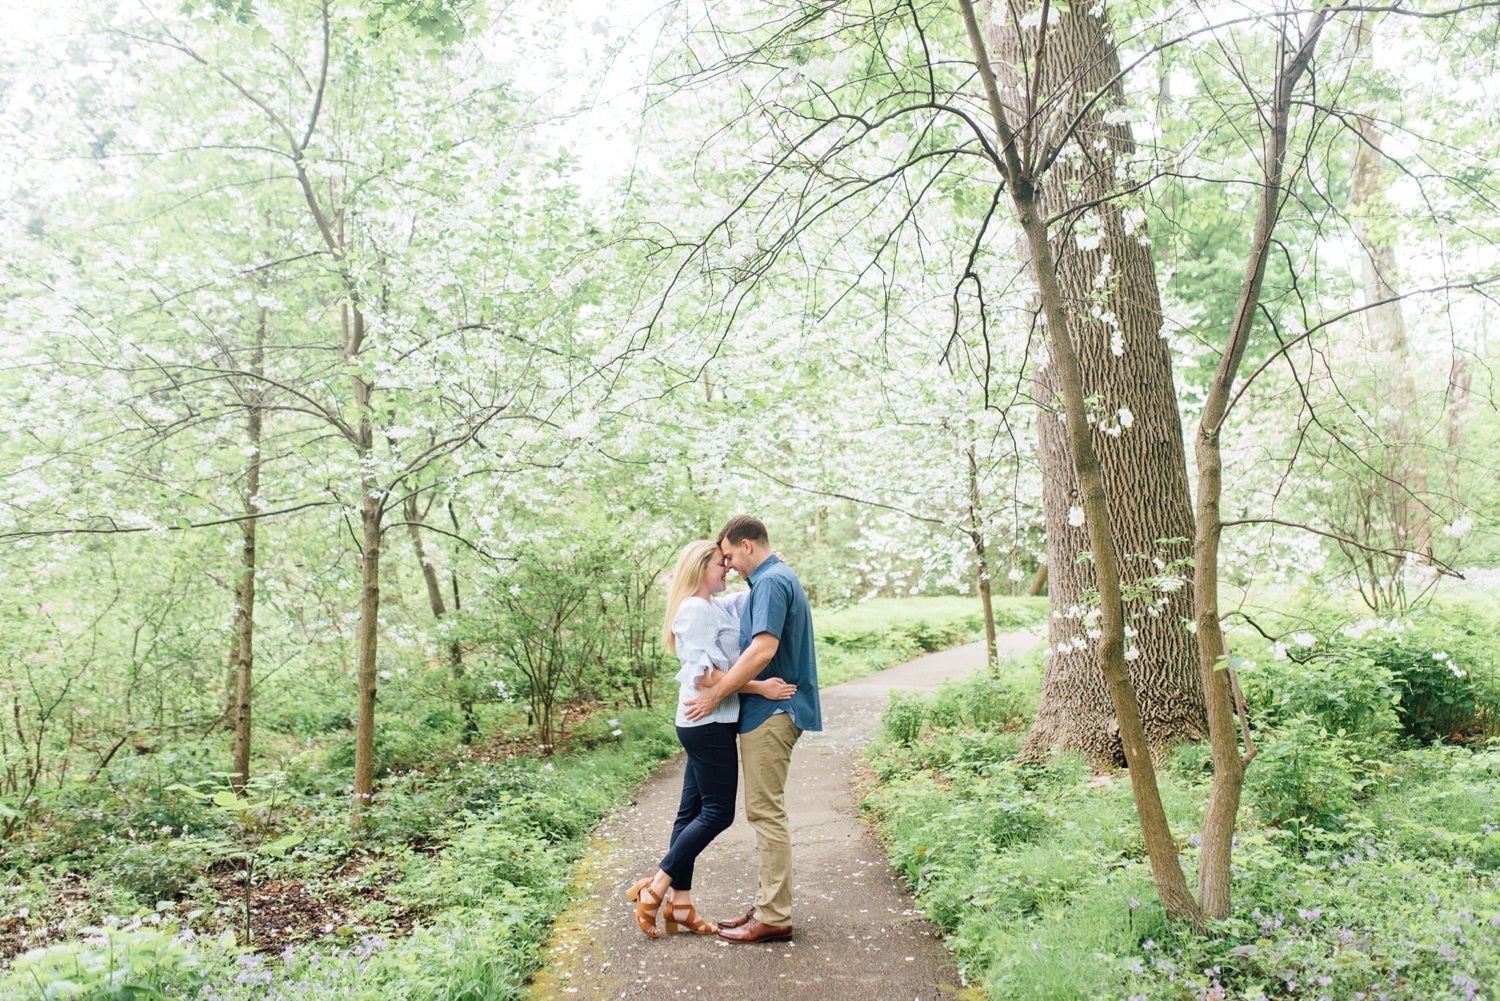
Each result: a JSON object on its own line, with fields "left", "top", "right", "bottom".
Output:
{"left": 349, "top": 302, "right": 382, "bottom": 825}
{"left": 1347, "top": 15, "right": 1431, "bottom": 577}
{"left": 980, "top": 0, "right": 1205, "bottom": 766}
{"left": 960, "top": 0, "right": 1202, "bottom": 925}
{"left": 223, "top": 633, "right": 239, "bottom": 723}
{"left": 1192, "top": 11, "right": 1329, "bottom": 919}
{"left": 229, "top": 301, "right": 265, "bottom": 792}
{"left": 967, "top": 444, "right": 998, "bottom": 667}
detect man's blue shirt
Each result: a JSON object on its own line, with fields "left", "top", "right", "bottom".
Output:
{"left": 737, "top": 555, "right": 822, "bottom": 734}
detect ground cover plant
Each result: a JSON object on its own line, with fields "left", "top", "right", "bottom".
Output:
{"left": 0, "top": 592, "right": 1001, "bottom": 999}
{"left": 814, "top": 596, "right": 1047, "bottom": 687}
{"left": 863, "top": 597, "right": 1500, "bottom": 1000}
{"left": 0, "top": 704, "right": 681, "bottom": 1000}
{"left": 2, "top": 0, "right": 1498, "bottom": 998}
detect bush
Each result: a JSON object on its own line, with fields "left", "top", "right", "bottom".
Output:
{"left": 1239, "top": 649, "right": 1401, "bottom": 742}
{"left": 863, "top": 598, "right": 1500, "bottom": 1001}
{"left": 324, "top": 719, "right": 461, "bottom": 780}
{"left": 880, "top": 672, "right": 1033, "bottom": 751}
{"left": 814, "top": 596, "right": 1047, "bottom": 688}
{"left": 881, "top": 690, "right": 927, "bottom": 746}
{"left": 99, "top": 837, "right": 208, "bottom": 904}
{"left": 1247, "top": 716, "right": 1375, "bottom": 835}
{"left": 1237, "top": 604, "right": 1500, "bottom": 746}
{"left": 1363, "top": 618, "right": 1500, "bottom": 740}
{"left": 393, "top": 819, "right": 562, "bottom": 914}
{"left": 9, "top": 918, "right": 233, "bottom": 1000}
{"left": 568, "top": 713, "right": 624, "bottom": 750}
{"left": 931, "top": 673, "right": 1032, "bottom": 731}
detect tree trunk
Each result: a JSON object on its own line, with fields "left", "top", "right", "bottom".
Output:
{"left": 1026, "top": 562, "right": 1048, "bottom": 596}
{"left": 1191, "top": 11, "right": 1329, "bottom": 919}
{"left": 982, "top": 0, "right": 1205, "bottom": 767}
{"left": 229, "top": 301, "right": 265, "bottom": 792}
{"left": 223, "top": 631, "right": 239, "bottom": 723}
{"left": 404, "top": 492, "right": 476, "bottom": 740}
{"left": 1347, "top": 14, "right": 1431, "bottom": 574}
{"left": 350, "top": 302, "right": 382, "bottom": 825}
{"left": 961, "top": 0, "right": 1202, "bottom": 924}
{"left": 1445, "top": 354, "right": 1472, "bottom": 492}
{"left": 967, "top": 444, "right": 998, "bottom": 667}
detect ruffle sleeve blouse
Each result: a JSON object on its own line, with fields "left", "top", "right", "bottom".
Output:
{"left": 671, "top": 590, "right": 749, "bottom": 728}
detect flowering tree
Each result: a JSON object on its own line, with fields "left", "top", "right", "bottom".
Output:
{"left": 0, "top": 0, "right": 620, "bottom": 822}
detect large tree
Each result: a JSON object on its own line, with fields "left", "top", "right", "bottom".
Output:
{"left": 981, "top": 0, "right": 1206, "bottom": 764}
{"left": 636, "top": 6, "right": 1202, "bottom": 750}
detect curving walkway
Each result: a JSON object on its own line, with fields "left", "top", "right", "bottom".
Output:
{"left": 528, "top": 630, "right": 1041, "bottom": 1001}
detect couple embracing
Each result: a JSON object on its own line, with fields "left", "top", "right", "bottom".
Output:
{"left": 626, "top": 514, "right": 821, "bottom": 943}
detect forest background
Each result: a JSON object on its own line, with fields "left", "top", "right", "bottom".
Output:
{"left": 0, "top": 0, "right": 1497, "bottom": 998}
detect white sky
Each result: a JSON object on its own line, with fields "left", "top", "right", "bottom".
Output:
{"left": 0, "top": 0, "right": 671, "bottom": 193}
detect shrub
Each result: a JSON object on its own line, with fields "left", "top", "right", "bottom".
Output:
{"left": 393, "top": 819, "right": 562, "bottom": 914}
{"left": 1168, "top": 738, "right": 1214, "bottom": 777}
{"left": 1238, "top": 649, "right": 1401, "bottom": 743}
{"left": 568, "top": 713, "right": 623, "bottom": 750}
{"left": 881, "top": 691, "right": 927, "bottom": 746}
{"left": 912, "top": 730, "right": 1023, "bottom": 776}
{"left": 9, "top": 918, "right": 233, "bottom": 1000}
{"left": 1362, "top": 618, "right": 1500, "bottom": 741}
{"left": 323, "top": 719, "right": 461, "bottom": 779}
{"left": 814, "top": 596, "right": 1047, "bottom": 688}
{"left": 99, "top": 837, "right": 208, "bottom": 904}
{"left": 931, "top": 673, "right": 1032, "bottom": 731}
{"left": 1246, "top": 715, "right": 1368, "bottom": 834}
{"left": 1238, "top": 605, "right": 1500, "bottom": 746}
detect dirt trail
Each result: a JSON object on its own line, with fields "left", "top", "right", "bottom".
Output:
{"left": 528, "top": 631, "right": 1041, "bottom": 1001}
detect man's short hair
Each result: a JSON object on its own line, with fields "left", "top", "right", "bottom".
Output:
{"left": 717, "top": 514, "right": 769, "bottom": 547}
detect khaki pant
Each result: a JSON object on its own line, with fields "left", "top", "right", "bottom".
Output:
{"left": 740, "top": 712, "right": 801, "bottom": 926}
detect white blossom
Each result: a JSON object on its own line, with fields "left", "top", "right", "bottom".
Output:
{"left": 1442, "top": 516, "right": 1473, "bottom": 538}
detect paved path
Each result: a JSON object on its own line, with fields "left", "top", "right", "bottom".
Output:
{"left": 528, "top": 631, "right": 1041, "bottom": 1001}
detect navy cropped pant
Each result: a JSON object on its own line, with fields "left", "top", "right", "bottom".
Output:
{"left": 658, "top": 721, "right": 738, "bottom": 890}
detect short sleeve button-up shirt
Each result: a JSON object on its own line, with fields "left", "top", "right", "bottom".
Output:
{"left": 737, "top": 555, "right": 822, "bottom": 734}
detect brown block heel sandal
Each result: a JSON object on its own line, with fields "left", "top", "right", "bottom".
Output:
{"left": 627, "top": 877, "right": 665, "bottom": 938}
{"left": 664, "top": 899, "right": 718, "bottom": 935}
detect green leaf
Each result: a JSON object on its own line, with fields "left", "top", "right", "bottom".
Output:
{"left": 264, "top": 834, "right": 304, "bottom": 853}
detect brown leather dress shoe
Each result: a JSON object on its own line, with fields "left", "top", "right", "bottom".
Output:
{"left": 717, "top": 906, "right": 756, "bottom": 930}
{"left": 717, "top": 916, "right": 793, "bottom": 943}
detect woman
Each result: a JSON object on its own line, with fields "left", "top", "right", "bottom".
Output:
{"left": 626, "top": 540, "right": 795, "bottom": 937}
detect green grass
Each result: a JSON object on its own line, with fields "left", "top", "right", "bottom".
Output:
{"left": 814, "top": 595, "right": 1044, "bottom": 634}
{"left": 813, "top": 595, "right": 1047, "bottom": 688}
{"left": 862, "top": 610, "right": 1500, "bottom": 1001}
{"left": 0, "top": 596, "right": 1034, "bottom": 1001}
{"left": 1, "top": 709, "right": 682, "bottom": 1001}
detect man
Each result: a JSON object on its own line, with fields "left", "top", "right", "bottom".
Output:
{"left": 682, "top": 514, "right": 821, "bottom": 944}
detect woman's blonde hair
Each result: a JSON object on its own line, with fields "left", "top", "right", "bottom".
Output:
{"left": 662, "top": 540, "right": 721, "bottom": 654}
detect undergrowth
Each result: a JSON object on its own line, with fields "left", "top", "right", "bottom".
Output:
{"left": 863, "top": 601, "right": 1500, "bottom": 1000}
{"left": 0, "top": 709, "right": 680, "bottom": 1000}
{"left": 0, "top": 596, "right": 1018, "bottom": 1000}
{"left": 814, "top": 595, "right": 1046, "bottom": 687}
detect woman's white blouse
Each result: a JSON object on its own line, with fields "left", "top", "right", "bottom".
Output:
{"left": 672, "top": 591, "right": 749, "bottom": 728}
